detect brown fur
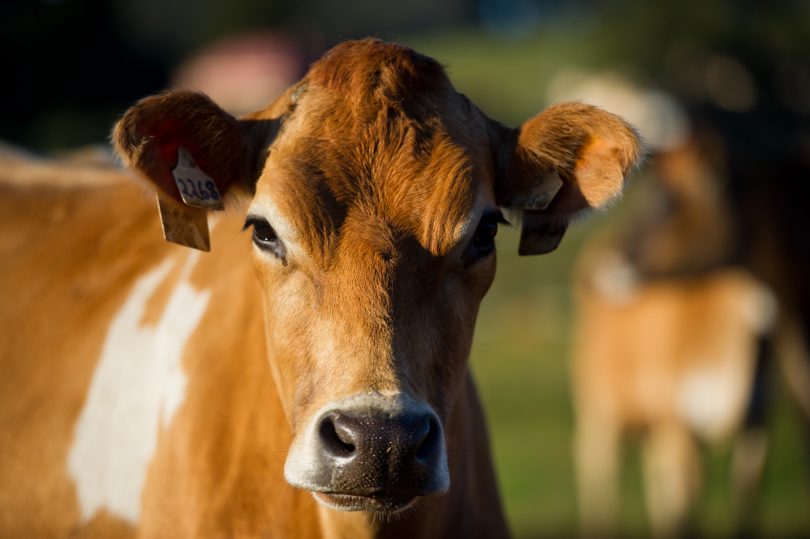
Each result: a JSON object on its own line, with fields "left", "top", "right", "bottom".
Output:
{"left": 1, "top": 39, "right": 641, "bottom": 538}
{"left": 500, "top": 101, "right": 642, "bottom": 216}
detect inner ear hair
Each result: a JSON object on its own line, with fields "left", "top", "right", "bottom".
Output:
{"left": 499, "top": 102, "right": 643, "bottom": 216}
{"left": 492, "top": 102, "right": 643, "bottom": 256}
{"left": 112, "top": 90, "right": 251, "bottom": 203}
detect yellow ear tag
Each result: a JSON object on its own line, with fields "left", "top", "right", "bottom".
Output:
{"left": 156, "top": 195, "right": 211, "bottom": 252}
{"left": 172, "top": 146, "right": 224, "bottom": 210}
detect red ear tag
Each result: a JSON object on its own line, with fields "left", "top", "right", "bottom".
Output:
{"left": 171, "top": 147, "right": 224, "bottom": 210}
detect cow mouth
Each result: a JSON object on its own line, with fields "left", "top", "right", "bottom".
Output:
{"left": 312, "top": 492, "right": 418, "bottom": 514}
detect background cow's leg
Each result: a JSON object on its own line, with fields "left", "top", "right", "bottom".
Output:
{"left": 775, "top": 315, "right": 810, "bottom": 535}
{"left": 640, "top": 421, "right": 699, "bottom": 539}
{"left": 730, "top": 428, "right": 768, "bottom": 539}
{"left": 776, "top": 317, "right": 810, "bottom": 423}
{"left": 575, "top": 413, "right": 620, "bottom": 538}
{"left": 730, "top": 333, "right": 771, "bottom": 538}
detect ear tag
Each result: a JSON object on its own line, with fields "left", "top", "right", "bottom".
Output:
{"left": 502, "top": 209, "right": 568, "bottom": 256}
{"left": 517, "top": 212, "right": 567, "bottom": 255}
{"left": 157, "top": 195, "right": 211, "bottom": 252}
{"left": 501, "top": 172, "right": 566, "bottom": 256}
{"left": 172, "top": 146, "right": 224, "bottom": 210}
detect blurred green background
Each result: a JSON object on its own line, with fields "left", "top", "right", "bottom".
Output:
{"left": 469, "top": 211, "right": 810, "bottom": 539}
{"left": 3, "top": 1, "right": 809, "bottom": 537}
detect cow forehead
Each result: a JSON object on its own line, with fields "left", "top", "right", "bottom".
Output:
{"left": 251, "top": 43, "right": 493, "bottom": 262}
{"left": 256, "top": 126, "right": 486, "bottom": 260}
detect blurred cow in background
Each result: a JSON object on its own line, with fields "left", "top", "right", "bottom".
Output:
{"left": 571, "top": 145, "right": 776, "bottom": 539}
{"left": 558, "top": 55, "right": 810, "bottom": 538}
{"left": 573, "top": 259, "right": 774, "bottom": 539}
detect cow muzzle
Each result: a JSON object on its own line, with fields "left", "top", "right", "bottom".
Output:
{"left": 284, "top": 392, "right": 449, "bottom": 513}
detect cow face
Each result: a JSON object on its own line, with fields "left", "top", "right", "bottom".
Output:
{"left": 114, "top": 39, "right": 641, "bottom": 514}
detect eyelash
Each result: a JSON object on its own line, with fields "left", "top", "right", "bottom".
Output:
{"left": 243, "top": 212, "right": 504, "bottom": 268}
{"left": 463, "top": 211, "right": 505, "bottom": 268}
{"left": 244, "top": 217, "right": 286, "bottom": 261}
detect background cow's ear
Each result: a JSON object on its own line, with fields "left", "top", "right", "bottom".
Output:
{"left": 112, "top": 90, "right": 254, "bottom": 251}
{"left": 493, "top": 102, "right": 643, "bottom": 255}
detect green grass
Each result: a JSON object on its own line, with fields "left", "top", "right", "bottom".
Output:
{"left": 396, "top": 27, "right": 611, "bottom": 127}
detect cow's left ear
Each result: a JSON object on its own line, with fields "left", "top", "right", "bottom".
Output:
{"left": 112, "top": 90, "right": 255, "bottom": 251}
{"left": 493, "top": 102, "right": 643, "bottom": 255}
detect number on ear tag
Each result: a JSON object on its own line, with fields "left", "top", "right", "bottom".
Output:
{"left": 172, "top": 146, "right": 224, "bottom": 210}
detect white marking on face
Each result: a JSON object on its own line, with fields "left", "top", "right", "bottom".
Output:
{"left": 67, "top": 252, "right": 210, "bottom": 523}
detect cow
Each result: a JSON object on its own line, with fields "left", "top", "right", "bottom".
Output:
{"left": 0, "top": 39, "right": 641, "bottom": 538}
{"left": 572, "top": 255, "right": 775, "bottom": 539}
{"left": 570, "top": 134, "right": 782, "bottom": 539}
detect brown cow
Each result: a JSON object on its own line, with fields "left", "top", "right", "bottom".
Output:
{"left": 572, "top": 255, "right": 775, "bottom": 539}
{"left": 571, "top": 138, "right": 778, "bottom": 539}
{"left": 0, "top": 39, "right": 641, "bottom": 538}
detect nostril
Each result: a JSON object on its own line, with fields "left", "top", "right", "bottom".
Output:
{"left": 318, "top": 414, "right": 356, "bottom": 457}
{"left": 414, "top": 415, "right": 440, "bottom": 463}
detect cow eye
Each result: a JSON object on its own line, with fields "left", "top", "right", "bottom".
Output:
{"left": 244, "top": 217, "right": 286, "bottom": 260}
{"left": 463, "top": 210, "right": 503, "bottom": 267}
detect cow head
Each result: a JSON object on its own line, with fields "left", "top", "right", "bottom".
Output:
{"left": 113, "top": 39, "right": 641, "bottom": 514}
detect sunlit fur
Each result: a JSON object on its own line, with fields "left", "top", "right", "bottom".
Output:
{"left": 1, "top": 39, "right": 641, "bottom": 538}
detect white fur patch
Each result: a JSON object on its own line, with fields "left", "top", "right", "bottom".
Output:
{"left": 67, "top": 252, "right": 210, "bottom": 523}
{"left": 677, "top": 358, "right": 750, "bottom": 443}
{"left": 677, "top": 273, "right": 771, "bottom": 444}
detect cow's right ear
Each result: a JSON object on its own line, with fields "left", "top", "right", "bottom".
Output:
{"left": 112, "top": 90, "right": 254, "bottom": 251}
{"left": 492, "top": 102, "right": 643, "bottom": 255}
